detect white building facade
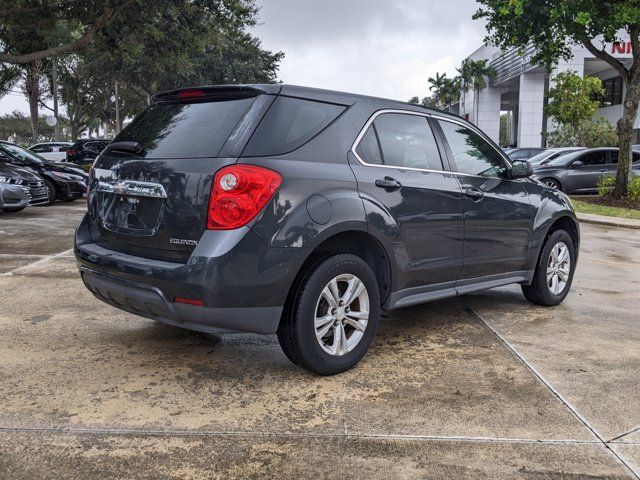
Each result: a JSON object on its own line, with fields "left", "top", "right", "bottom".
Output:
{"left": 460, "top": 39, "right": 637, "bottom": 148}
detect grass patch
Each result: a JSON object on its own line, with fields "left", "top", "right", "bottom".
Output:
{"left": 571, "top": 199, "right": 640, "bottom": 220}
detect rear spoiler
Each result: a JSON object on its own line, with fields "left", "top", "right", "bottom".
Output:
{"left": 153, "top": 84, "right": 282, "bottom": 103}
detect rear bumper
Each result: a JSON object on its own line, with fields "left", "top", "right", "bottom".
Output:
{"left": 75, "top": 214, "right": 307, "bottom": 334}
{"left": 80, "top": 268, "right": 282, "bottom": 334}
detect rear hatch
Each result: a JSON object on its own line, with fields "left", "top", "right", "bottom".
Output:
{"left": 87, "top": 85, "right": 278, "bottom": 262}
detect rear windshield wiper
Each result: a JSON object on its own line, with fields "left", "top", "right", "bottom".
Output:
{"left": 105, "top": 141, "right": 144, "bottom": 156}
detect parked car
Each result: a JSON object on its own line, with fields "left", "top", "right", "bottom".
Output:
{"left": 76, "top": 84, "right": 580, "bottom": 375}
{"left": 0, "top": 141, "right": 88, "bottom": 204}
{"left": 532, "top": 147, "right": 640, "bottom": 193}
{"left": 0, "top": 161, "right": 49, "bottom": 211}
{"left": 66, "top": 139, "right": 111, "bottom": 165}
{"left": 504, "top": 147, "right": 546, "bottom": 161}
{"left": 528, "top": 147, "right": 586, "bottom": 165}
{"left": 29, "top": 142, "right": 73, "bottom": 162}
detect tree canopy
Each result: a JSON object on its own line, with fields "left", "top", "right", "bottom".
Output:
{"left": 0, "top": 0, "right": 282, "bottom": 142}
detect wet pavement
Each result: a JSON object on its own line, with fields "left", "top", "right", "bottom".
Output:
{"left": 0, "top": 203, "right": 638, "bottom": 479}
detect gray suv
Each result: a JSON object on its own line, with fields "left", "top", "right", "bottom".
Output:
{"left": 75, "top": 85, "right": 580, "bottom": 375}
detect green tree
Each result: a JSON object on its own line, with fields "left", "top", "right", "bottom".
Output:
{"left": 546, "top": 71, "right": 605, "bottom": 135}
{"left": 546, "top": 117, "right": 618, "bottom": 148}
{"left": 0, "top": 0, "right": 275, "bottom": 142}
{"left": 474, "top": 0, "right": 640, "bottom": 197}
{"left": 427, "top": 73, "right": 460, "bottom": 109}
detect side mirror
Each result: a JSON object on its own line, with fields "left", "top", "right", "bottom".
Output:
{"left": 510, "top": 159, "right": 533, "bottom": 179}
{"left": 571, "top": 160, "right": 584, "bottom": 169}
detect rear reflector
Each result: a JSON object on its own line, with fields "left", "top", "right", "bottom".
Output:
{"left": 177, "top": 89, "right": 205, "bottom": 100}
{"left": 174, "top": 297, "right": 205, "bottom": 306}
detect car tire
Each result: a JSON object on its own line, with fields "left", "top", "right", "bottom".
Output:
{"left": 277, "top": 253, "right": 380, "bottom": 375}
{"left": 522, "top": 229, "right": 576, "bottom": 306}
{"left": 43, "top": 179, "right": 56, "bottom": 205}
{"left": 541, "top": 178, "right": 561, "bottom": 191}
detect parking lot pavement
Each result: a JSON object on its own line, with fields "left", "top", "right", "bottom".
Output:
{"left": 0, "top": 204, "right": 638, "bottom": 479}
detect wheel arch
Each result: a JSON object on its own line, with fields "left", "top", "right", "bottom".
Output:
{"left": 283, "top": 230, "right": 393, "bottom": 319}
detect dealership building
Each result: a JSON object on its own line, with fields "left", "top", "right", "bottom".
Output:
{"left": 458, "top": 39, "right": 635, "bottom": 148}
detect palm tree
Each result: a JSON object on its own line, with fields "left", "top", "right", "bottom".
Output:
{"left": 470, "top": 59, "right": 497, "bottom": 124}
{"left": 456, "top": 59, "right": 475, "bottom": 116}
{"left": 428, "top": 72, "right": 448, "bottom": 108}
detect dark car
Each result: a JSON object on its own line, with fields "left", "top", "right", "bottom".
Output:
{"left": 532, "top": 147, "right": 640, "bottom": 193}
{"left": 0, "top": 161, "right": 49, "bottom": 211}
{"left": 75, "top": 84, "right": 580, "bottom": 375}
{"left": 0, "top": 141, "right": 88, "bottom": 204}
{"left": 504, "top": 147, "right": 546, "bottom": 161}
{"left": 66, "top": 139, "right": 111, "bottom": 165}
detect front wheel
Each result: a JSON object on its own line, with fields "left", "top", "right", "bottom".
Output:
{"left": 541, "top": 178, "right": 561, "bottom": 191}
{"left": 43, "top": 179, "right": 56, "bottom": 205}
{"left": 522, "top": 229, "right": 576, "bottom": 306}
{"left": 278, "top": 254, "right": 380, "bottom": 375}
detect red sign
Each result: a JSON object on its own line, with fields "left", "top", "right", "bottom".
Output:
{"left": 612, "top": 42, "right": 632, "bottom": 54}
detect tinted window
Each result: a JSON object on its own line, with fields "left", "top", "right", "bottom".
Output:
{"left": 367, "top": 113, "right": 443, "bottom": 170}
{"left": 579, "top": 151, "right": 606, "bottom": 166}
{"left": 0, "top": 143, "right": 45, "bottom": 166}
{"left": 243, "top": 96, "right": 345, "bottom": 156}
{"left": 114, "top": 96, "right": 258, "bottom": 159}
{"left": 355, "top": 126, "right": 383, "bottom": 165}
{"left": 438, "top": 120, "right": 507, "bottom": 177}
{"left": 31, "top": 145, "right": 51, "bottom": 153}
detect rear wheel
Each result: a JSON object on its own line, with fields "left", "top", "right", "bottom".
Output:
{"left": 278, "top": 254, "right": 380, "bottom": 375}
{"left": 522, "top": 229, "right": 575, "bottom": 306}
{"left": 43, "top": 179, "right": 56, "bottom": 205}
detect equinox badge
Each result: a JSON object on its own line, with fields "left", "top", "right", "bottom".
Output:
{"left": 170, "top": 238, "right": 198, "bottom": 246}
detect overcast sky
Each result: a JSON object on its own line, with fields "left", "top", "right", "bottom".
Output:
{"left": 0, "top": 0, "right": 486, "bottom": 115}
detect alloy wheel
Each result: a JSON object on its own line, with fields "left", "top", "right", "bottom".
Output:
{"left": 314, "top": 274, "right": 370, "bottom": 356}
{"left": 547, "top": 241, "right": 571, "bottom": 295}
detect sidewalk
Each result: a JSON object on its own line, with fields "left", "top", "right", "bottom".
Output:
{"left": 576, "top": 212, "right": 640, "bottom": 229}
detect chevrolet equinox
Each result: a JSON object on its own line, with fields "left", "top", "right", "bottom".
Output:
{"left": 75, "top": 84, "right": 580, "bottom": 375}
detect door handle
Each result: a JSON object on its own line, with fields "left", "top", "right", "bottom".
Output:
{"left": 375, "top": 177, "right": 402, "bottom": 191}
{"left": 464, "top": 187, "right": 485, "bottom": 201}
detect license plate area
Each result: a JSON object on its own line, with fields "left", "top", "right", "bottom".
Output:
{"left": 94, "top": 180, "right": 167, "bottom": 236}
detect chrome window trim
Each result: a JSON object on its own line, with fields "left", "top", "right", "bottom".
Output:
{"left": 350, "top": 109, "right": 515, "bottom": 180}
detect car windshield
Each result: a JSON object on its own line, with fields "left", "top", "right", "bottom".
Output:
{"left": 528, "top": 150, "right": 555, "bottom": 164}
{"left": 546, "top": 150, "right": 585, "bottom": 167}
{"left": 0, "top": 143, "right": 45, "bottom": 166}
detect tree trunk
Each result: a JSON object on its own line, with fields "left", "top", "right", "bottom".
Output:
{"left": 25, "top": 60, "right": 43, "bottom": 143}
{"left": 614, "top": 83, "right": 640, "bottom": 198}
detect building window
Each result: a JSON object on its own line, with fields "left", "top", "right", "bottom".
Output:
{"left": 600, "top": 77, "right": 623, "bottom": 107}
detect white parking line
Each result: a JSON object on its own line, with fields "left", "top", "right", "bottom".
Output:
{"left": 0, "top": 248, "right": 74, "bottom": 277}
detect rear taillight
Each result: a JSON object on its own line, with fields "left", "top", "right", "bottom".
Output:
{"left": 67, "top": 149, "right": 76, "bottom": 156}
{"left": 207, "top": 165, "right": 281, "bottom": 230}
{"left": 178, "top": 89, "right": 205, "bottom": 100}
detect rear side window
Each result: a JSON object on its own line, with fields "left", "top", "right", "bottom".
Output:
{"left": 355, "top": 113, "right": 444, "bottom": 171}
{"left": 243, "top": 96, "right": 346, "bottom": 156}
{"left": 113, "top": 96, "right": 258, "bottom": 158}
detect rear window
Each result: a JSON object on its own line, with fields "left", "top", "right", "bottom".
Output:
{"left": 242, "top": 96, "right": 346, "bottom": 157}
{"left": 112, "top": 96, "right": 258, "bottom": 159}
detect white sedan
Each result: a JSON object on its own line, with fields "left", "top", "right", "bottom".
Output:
{"left": 28, "top": 142, "right": 73, "bottom": 162}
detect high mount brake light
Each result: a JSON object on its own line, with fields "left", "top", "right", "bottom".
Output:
{"left": 177, "top": 89, "right": 205, "bottom": 100}
{"left": 207, "top": 165, "right": 281, "bottom": 230}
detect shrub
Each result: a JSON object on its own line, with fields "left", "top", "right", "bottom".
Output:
{"left": 546, "top": 118, "right": 618, "bottom": 148}
{"left": 598, "top": 174, "right": 616, "bottom": 196}
{"left": 628, "top": 176, "right": 640, "bottom": 201}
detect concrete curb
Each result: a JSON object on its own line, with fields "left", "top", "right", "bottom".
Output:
{"left": 576, "top": 212, "right": 640, "bottom": 230}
